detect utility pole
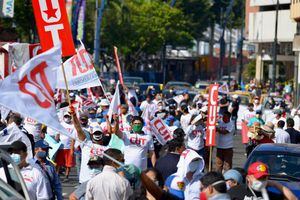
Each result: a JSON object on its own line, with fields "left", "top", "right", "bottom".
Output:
{"left": 228, "top": 29, "right": 232, "bottom": 86}
{"left": 94, "top": 0, "right": 106, "bottom": 70}
{"left": 271, "top": 0, "right": 279, "bottom": 92}
{"left": 237, "top": 0, "right": 244, "bottom": 85}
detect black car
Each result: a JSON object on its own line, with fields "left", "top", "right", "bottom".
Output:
{"left": 245, "top": 143, "right": 300, "bottom": 197}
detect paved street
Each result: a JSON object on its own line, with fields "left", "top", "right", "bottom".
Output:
{"left": 61, "top": 131, "right": 247, "bottom": 199}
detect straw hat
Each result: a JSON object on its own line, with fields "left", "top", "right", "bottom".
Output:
{"left": 261, "top": 122, "right": 275, "bottom": 133}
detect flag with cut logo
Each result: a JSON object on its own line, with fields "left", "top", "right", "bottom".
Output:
{"left": 56, "top": 44, "right": 102, "bottom": 90}
{"left": 0, "top": 45, "right": 70, "bottom": 136}
{"left": 150, "top": 117, "right": 173, "bottom": 145}
{"left": 107, "top": 81, "right": 121, "bottom": 122}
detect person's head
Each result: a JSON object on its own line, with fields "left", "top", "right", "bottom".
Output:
{"left": 99, "top": 99, "right": 110, "bottom": 111}
{"left": 88, "top": 108, "right": 97, "bottom": 119}
{"left": 200, "top": 172, "right": 227, "bottom": 199}
{"left": 34, "top": 140, "right": 52, "bottom": 161}
{"left": 63, "top": 112, "right": 72, "bottom": 124}
{"left": 9, "top": 141, "right": 28, "bottom": 168}
{"left": 157, "top": 101, "right": 164, "bottom": 111}
{"left": 254, "top": 96, "right": 260, "bottom": 105}
{"left": 232, "top": 167, "right": 247, "bottom": 184}
{"left": 87, "top": 156, "right": 104, "bottom": 177}
{"left": 232, "top": 94, "right": 238, "bottom": 102}
{"left": 155, "top": 93, "right": 162, "bottom": 101}
{"left": 168, "top": 138, "right": 185, "bottom": 154}
{"left": 224, "top": 169, "right": 243, "bottom": 190}
{"left": 186, "top": 158, "right": 204, "bottom": 181}
{"left": 274, "top": 110, "right": 282, "bottom": 119}
{"left": 173, "top": 128, "right": 185, "bottom": 141}
{"left": 246, "top": 162, "right": 269, "bottom": 192}
{"left": 222, "top": 111, "right": 231, "bottom": 123}
{"left": 69, "top": 92, "right": 76, "bottom": 102}
{"left": 286, "top": 118, "right": 294, "bottom": 128}
{"left": 222, "top": 94, "right": 227, "bottom": 99}
{"left": 277, "top": 120, "right": 285, "bottom": 129}
{"left": 120, "top": 104, "right": 129, "bottom": 115}
{"left": 146, "top": 94, "right": 152, "bottom": 102}
{"left": 90, "top": 126, "right": 104, "bottom": 145}
{"left": 255, "top": 110, "right": 262, "bottom": 118}
{"left": 131, "top": 116, "right": 144, "bottom": 133}
{"left": 183, "top": 90, "right": 189, "bottom": 100}
{"left": 144, "top": 168, "right": 164, "bottom": 188}
{"left": 103, "top": 148, "right": 124, "bottom": 169}
{"left": 79, "top": 112, "right": 89, "bottom": 127}
{"left": 8, "top": 113, "right": 23, "bottom": 126}
{"left": 181, "top": 105, "right": 189, "bottom": 114}
{"left": 248, "top": 103, "right": 254, "bottom": 111}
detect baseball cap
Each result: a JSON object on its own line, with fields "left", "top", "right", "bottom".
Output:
{"left": 255, "top": 110, "right": 262, "bottom": 115}
{"left": 34, "top": 140, "right": 52, "bottom": 149}
{"left": 99, "top": 99, "right": 110, "bottom": 106}
{"left": 224, "top": 169, "right": 243, "bottom": 184}
{"left": 79, "top": 112, "right": 89, "bottom": 120}
{"left": 232, "top": 94, "right": 239, "bottom": 99}
{"left": 9, "top": 141, "right": 27, "bottom": 152}
{"left": 248, "top": 162, "right": 269, "bottom": 179}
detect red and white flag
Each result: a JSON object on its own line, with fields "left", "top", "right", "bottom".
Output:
{"left": 56, "top": 44, "right": 102, "bottom": 90}
{"left": 150, "top": 117, "right": 173, "bottom": 145}
{"left": 206, "top": 84, "right": 219, "bottom": 146}
{"left": 32, "top": 0, "right": 75, "bottom": 56}
{"left": 0, "top": 46, "right": 69, "bottom": 136}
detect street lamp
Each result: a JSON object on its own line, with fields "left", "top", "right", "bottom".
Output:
{"left": 271, "top": 0, "right": 279, "bottom": 92}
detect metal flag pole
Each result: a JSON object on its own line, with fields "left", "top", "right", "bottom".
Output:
{"left": 209, "top": 146, "right": 213, "bottom": 172}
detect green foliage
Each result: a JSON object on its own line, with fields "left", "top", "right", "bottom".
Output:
{"left": 242, "top": 59, "right": 256, "bottom": 81}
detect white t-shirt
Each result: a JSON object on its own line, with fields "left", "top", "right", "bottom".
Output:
{"left": 216, "top": 120, "right": 234, "bottom": 149}
{"left": 79, "top": 140, "right": 108, "bottom": 183}
{"left": 271, "top": 117, "right": 286, "bottom": 129}
{"left": 180, "top": 113, "right": 192, "bottom": 132}
{"left": 186, "top": 125, "right": 205, "bottom": 151}
{"left": 253, "top": 104, "right": 262, "bottom": 112}
{"left": 23, "top": 117, "right": 42, "bottom": 142}
{"left": 140, "top": 100, "right": 150, "bottom": 112}
{"left": 242, "top": 110, "right": 256, "bottom": 122}
{"left": 274, "top": 128, "right": 291, "bottom": 143}
{"left": 122, "top": 131, "right": 154, "bottom": 170}
{"left": 59, "top": 122, "right": 77, "bottom": 149}
{"left": 21, "top": 164, "right": 52, "bottom": 200}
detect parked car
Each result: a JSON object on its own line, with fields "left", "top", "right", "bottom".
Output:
{"left": 137, "top": 83, "right": 163, "bottom": 95}
{"left": 0, "top": 146, "right": 30, "bottom": 199}
{"left": 123, "top": 76, "right": 144, "bottom": 88}
{"left": 245, "top": 143, "right": 300, "bottom": 197}
{"left": 194, "top": 81, "right": 210, "bottom": 91}
{"left": 163, "top": 81, "right": 195, "bottom": 100}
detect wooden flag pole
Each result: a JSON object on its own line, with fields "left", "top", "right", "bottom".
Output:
{"left": 61, "top": 62, "right": 72, "bottom": 106}
{"left": 209, "top": 146, "right": 213, "bottom": 172}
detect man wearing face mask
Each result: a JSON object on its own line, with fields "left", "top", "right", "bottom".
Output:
{"left": 88, "top": 108, "right": 97, "bottom": 124}
{"left": 199, "top": 171, "right": 230, "bottom": 200}
{"left": 70, "top": 106, "right": 108, "bottom": 184}
{"left": 85, "top": 148, "right": 133, "bottom": 200}
{"left": 216, "top": 111, "right": 234, "bottom": 173}
{"left": 9, "top": 141, "right": 53, "bottom": 200}
{"left": 55, "top": 111, "right": 77, "bottom": 181}
{"left": 114, "top": 116, "right": 156, "bottom": 170}
{"left": 230, "top": 162, "right": 296, "bottom": 200}
{"left": 253, "top": 96, "right": 262, "bottom": 112}
{"left": 32, "top": 140, "right": 63, "bottom": 200}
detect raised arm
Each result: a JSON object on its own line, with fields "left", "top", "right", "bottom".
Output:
{"left": 69, "top": 106, "right": 86, "bottom": 142}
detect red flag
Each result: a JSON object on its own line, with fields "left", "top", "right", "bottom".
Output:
{"left": 206, "top": 84, "right": 219, "bottom": 146}
{"left": 32, "top": 0, "right": 75, "bottom": 57}
{"left": 241, "top": 122, "right": 249, "bottom": 144}
{"left": 113, "top": 47, "right": 124, "bottom": 85}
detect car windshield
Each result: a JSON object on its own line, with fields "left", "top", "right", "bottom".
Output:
{"left": 247, "top": 153, "right": 300, "bottom": 179}
{"left": 165, "top": 82, "right": 191, "bottom": 89}
{"left": 123, "top": 77, "right": 144, "bottom": 84}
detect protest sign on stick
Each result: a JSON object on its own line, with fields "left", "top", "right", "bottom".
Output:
{"left": 113, "top": 47, "right": 124, "bottom": 85}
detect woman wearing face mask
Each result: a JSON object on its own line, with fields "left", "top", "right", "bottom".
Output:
{"left": 253, "top": 96, "right": 262, "bottom": 112}
{"left": 230, "top": 162, "right": 297, "bottom": 200}
{"left": 9, "top": 141, "right": 53, "bottom": 200}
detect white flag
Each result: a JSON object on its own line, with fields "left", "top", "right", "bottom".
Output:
{"left": 0, "top": 45, "right": 69, "bottom": 136}
{"left": 1, "top": 0, "right": 14, "bottom": 18}
{"left": 56, "top": 44, "right": 103, "bottom": 90}
{"left": 0, "top": 105, "right": 10, "bottom": 121}
{"left": 107, "top": 82, "right": 121, "bottom": 122}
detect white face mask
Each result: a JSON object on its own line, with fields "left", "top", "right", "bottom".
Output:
{"left": 64, "top": 117, "right": 71, "bottom": 124}
{"left": 226, "top": 182, "right": 231, "bottom": 190}
{"left": 251, "top": 180, "right": 267, "bottom": 191}
{"left": 158, "top": 106, "right": 164, "bottom": 111}
{"left": 254, "top": 99, "right": 259, "bottom": 104}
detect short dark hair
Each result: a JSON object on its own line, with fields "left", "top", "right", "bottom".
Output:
{"left": 200, "top": 172, "right": 226, "bottom": 193}
{"left": 223, "top": 111, "right": 231, "bottom": 118}
{"left": 173, "top": 128, "right": 185, "bottom": 140}
{"left": 144, "top": 168, "right": 164, "bottom": 188}
{"left": 9, "top": 113, "right": 23, "bottom": 126}
{"left": 286, "top": 118, "right": 294, "bottom": 128}
{"left": 248, "top": 103, "right": 254, "bottom": 107}
{"left": 277, "top": 120, "right": 285, "bottom": 128}
{"left": 131, "top": 116, "right": 144, "bottom": 125}
{"left": 168, "top": 138, "right": 184, "bottom": 152}
{"left": 103, "top": 148, "right": 123, "bottom": 166}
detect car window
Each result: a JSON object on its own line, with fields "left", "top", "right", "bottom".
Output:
{"left": 0, "top": 178, "right": 25, "bottom": 200}
{"left": 247, "top": 153, "right": 300, "bottom": 178}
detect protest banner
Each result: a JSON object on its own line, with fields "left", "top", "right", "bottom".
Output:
{"left": 56, "top": 44, "right": 102, "bottom": 90}
{"left": 206, "top": 84, "right": 219, "bottom": 171}
{"left": 0, "top": 0, "right": 14, "bottom": 18}
{"left": 32, "top": 0, "right": 75, "bottom": 56}
{"left": 150, "top": 117, "right": 173, "bottom": 145}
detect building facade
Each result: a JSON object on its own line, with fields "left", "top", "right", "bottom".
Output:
{"left": 246, "top": 0, "right": 297, "bottom": 83}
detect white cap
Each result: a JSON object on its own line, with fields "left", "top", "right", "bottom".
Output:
{"left": 90, "top": 125, "right": 103, "bottom": 133}
{"left": 200, "top": 106, "right": 208, "bottom": 113}
{"left": 99, "top": 99, "right": 110, "bottom": 106}
{"left": 232, "top": 94, "right": 239, "bottom": 99}
{"left": 191, "top": 115, "right": 202, "bottom": 124}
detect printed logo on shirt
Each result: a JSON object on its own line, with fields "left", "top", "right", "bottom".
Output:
{"left": 90, "top": 146, "right": 106, "bottom": 157}
{"left": 192, "top": 130, "right": 202, "bottom": 136}
{"left": 129, "top": 137, "right": 147, "bottom": 146}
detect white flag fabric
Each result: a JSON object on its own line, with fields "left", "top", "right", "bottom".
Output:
{"left": 0, "top": 45, "right": 70, "bottom": 136}
{"left": 107, "top": 81, "right": 121, "bottom": 122}
{"left": 0, "top": 105, "right": 10, "bottom": 121}
{"left": 219, "top": 82, "right": 229, "bottom": 94}
{"left": 56, "top": 44, "right": 102, "bottom": 90}
{"left": 1, "top": 0, "right": 14, "bottom": 18}
{"left": 150, "top": 117, "right": 173, "bottom": 145}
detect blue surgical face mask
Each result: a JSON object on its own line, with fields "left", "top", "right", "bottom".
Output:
{"left": 11, "top": 153, "right": 21, "bottom": 165}
{"left": 89, "top": 168, "right": 101, "bottom": 177}
{"left": 36, "top": 151, "right": 47, "bottom": 159}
